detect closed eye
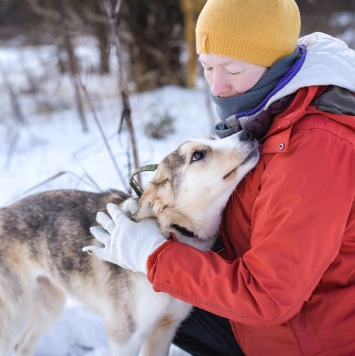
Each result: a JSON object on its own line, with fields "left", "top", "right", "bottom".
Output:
{"left": 225, "top": 66, "right": 245, "bottom": 75}
{"left": 191, "top": 150, "right": 206, "bottom": 162}
{"left": 226, "top": 70, "right": 240, "bottom": 75}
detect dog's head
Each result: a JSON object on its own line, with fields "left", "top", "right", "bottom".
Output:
{"left": 135, "top": 130, "right": 259, "bottom": 250}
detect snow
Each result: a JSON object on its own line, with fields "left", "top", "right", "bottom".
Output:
{"left": 0, "top": 41, "right": 218, "bottom": 355}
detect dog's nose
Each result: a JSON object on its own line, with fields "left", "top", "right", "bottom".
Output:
{"left": 239, "top": 129, "right": 254, "bottom": 142}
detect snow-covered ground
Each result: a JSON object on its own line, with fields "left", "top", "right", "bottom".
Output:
{"left": 0, "top": 40, "right": 218, "bottom": 355}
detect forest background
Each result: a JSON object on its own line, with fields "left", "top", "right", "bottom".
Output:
{"left": 1, "top": 0, "right": 354, "bottom": 91}
{"left": 0, "top": 1, "right": 354, "bottom": 355}
{"left": 1, "top": 0, "right": 354, "bottom": 204}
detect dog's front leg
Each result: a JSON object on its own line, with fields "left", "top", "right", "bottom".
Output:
{"left": 108, "top": 340, "right": 141, "bottom": 356}
{"left": 105, "top": 313, "right": 145, "bottom": 356}
{"left": 140, "top": 300, "right": 192, "bottom": 356}
{"left": 139, "top": 320, "right": 179, "bottom": 356}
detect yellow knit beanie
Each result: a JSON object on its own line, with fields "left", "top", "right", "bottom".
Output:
{"left": 196, "top": 0, "right": 301, "bottom": 67}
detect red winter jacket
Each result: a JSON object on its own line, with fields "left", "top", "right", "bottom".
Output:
{"left": 148, "top": 86, "right": 355, "bottom": 355}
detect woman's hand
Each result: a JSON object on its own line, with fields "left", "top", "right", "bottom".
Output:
{"left": 82, "top": 203, "right": 167, "bottom": 274}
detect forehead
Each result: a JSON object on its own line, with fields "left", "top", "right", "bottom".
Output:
{"left": 199, "top": 53, "right": 248, "bottom": 67}
{"left": 188, "top": 137, "right": 214, "bottom": 145}
{"left": 184, "top": 137, "right": 231, "bottom": 151}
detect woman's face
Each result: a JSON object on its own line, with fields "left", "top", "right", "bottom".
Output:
{"left": 199, "top": 53, "right": 269, "bottom": 98}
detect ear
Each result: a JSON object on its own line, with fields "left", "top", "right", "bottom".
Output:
{"left": 135, "top": 183, "right": 156, "bottom": 219}
{"left": 202, "top": 134, "right": 215, "bottom": 139}
{"left": 135, "top": 179, "right": 172, "bottom": 220}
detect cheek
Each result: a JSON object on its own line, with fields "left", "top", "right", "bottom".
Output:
{"left": 204, "top": 70, "right": 213, "bottom": 86}
{"left": 235, "top": 73, "right": 261, "bottom": 94}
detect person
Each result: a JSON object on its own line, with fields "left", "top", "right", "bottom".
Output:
{"left": 83, "top": 0, "right": 355, "bottom": 354}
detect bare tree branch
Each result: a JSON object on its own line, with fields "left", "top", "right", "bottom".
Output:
{"left": 79, "top": 81, "right": 129, "bottom": 192}
{"left": 114, "top": 0, "right": 123, "bottom": 15}
{"left": 57, "top": 0, "right": 88, "bottom": 132}
{"left": 102, "top": 0, "right": 140, "bottom": 182}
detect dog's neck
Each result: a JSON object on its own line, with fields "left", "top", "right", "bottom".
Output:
{"left": 158, "top": 212, "right": 220, "bottom": 252}
{"left": 134, "top": 196, "right": 221, "bottom": 251}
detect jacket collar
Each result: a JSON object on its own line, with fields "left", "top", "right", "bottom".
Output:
{"left": 261, "top": 85, "right": 355, "bottom": 154}
{"left": 266, "top": 33, "right": 355, "bottom": 108}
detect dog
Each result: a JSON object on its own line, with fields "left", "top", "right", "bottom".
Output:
{"left": 0, "top": 130, "right": 259, "bottom": 356}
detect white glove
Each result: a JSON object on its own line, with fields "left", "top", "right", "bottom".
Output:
{"left": 82, "top": 203, "right": 167, "bottom": 274}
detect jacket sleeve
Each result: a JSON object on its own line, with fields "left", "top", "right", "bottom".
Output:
{"left": 147, "top": 116, "right": 355, "bottom": 327}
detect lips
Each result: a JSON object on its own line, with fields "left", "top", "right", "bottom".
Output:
{"left": 223, "top": 167, "right": 237, "bottom": 180}
{"left": 223, "top": 149, "right": 259, "bottom": 180}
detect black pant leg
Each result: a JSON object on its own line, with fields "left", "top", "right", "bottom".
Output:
{"left": 173, "top": 307, "right": 244, "bottom": 356}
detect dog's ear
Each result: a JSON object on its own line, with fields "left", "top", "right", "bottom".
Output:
{"left": 201, "top": 134, "right": 215, "bottom": 140}
{"left": 135, "top": 160, "right": 174, "bottom": 220}
{"left": 135, "top": 179, "right": 172, "bottom": 220}
{"left": 135, "top": 183, "right": 156, "bottom": 219}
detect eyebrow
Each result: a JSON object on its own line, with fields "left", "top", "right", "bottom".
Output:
{"left": 198, "top": 58, "right": 241, "bottom": 66}
{"left": 198, "top": 59, "right": 208, "bottom": 65}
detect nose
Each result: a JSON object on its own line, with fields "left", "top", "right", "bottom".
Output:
{"left": 239, "top": 129, "right": 255, "bottom": 142}
{"left": 210, "top": 72, "right": 229, "bottom": 97}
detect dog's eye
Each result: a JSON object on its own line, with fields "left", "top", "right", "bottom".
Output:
{"left": 191, "top": 150, "right": 206, "bottom": 162}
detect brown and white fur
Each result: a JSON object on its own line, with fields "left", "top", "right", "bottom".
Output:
{"left": 0, "top": 130, "right": 259, "bottom": 356}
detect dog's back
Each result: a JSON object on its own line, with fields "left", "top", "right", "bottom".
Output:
{"left": 0, "top": 190, "right": 178, "bottom": 355}
{"left": 0, "top": 190, "right": 127, "bottom": 294}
